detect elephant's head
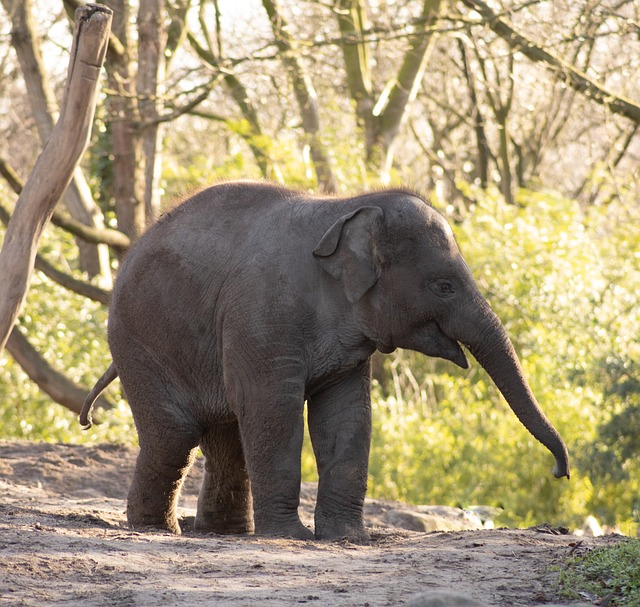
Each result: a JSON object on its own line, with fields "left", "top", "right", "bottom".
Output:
{"left": 314, "top": 195, "right": 570, "bottom": 479}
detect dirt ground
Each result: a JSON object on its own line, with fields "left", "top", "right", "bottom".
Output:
{"left": 0, "top": 441, "right": 621, "bottom": 607}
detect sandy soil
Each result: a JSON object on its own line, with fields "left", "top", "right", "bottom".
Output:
{"left": 0, "top": 441, "right": 619, "bottom": 606}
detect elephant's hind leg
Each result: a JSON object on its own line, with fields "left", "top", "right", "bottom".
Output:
{"left": 127, "top": 425, "right": 199, "bottom": 534}
{"left": 195, "top": 420, "right": 254, "bottom": 534}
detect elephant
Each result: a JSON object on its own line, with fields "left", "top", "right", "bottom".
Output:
{"left": 81, "top": 181, "right": 569, "bottom": 541}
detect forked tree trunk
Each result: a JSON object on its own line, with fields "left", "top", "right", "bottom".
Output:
{"left": 0, "top": 4, "right": 112, "bottom": 353}
{"left": 335, "top": 0, "right": 444, "bottom": 181}
{"left": 2, "top": 0, "right": 112, "bottom": 282}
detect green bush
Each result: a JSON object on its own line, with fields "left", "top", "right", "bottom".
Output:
{"left": 1, "top": 186, "right": 639, "bottom": 533}
{"left": 0, "top": 225, "right": 135, "bottom": 445}
{"left": 363, "top": 188, "right": 640, "bottom": 532}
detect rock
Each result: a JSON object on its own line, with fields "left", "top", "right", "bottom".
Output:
{"left": 383, "top": 506, "right": 485, "bottom": 532}
{"left": 401, "top": 592, "right": 594, "bottom": 607}
{"left": 403, "top": 590, "right": 593, "bottom": 607}
{"left": 402, "top": 591, "right": 487, "bottom": 606}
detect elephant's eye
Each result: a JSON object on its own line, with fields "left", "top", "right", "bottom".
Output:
{"left": 429, "top": 279, "right": 456, "bottom": 297}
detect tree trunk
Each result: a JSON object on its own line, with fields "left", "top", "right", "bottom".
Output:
{"left": 458, "top": 38, "right": 489, "bottom": 189}
{"left": 102, "top": 0, "right": 147, "bottom": 240}
{"left": 262, "top": 0, "right": 338, "bottom": 192}
{"left": 0, "top": 4, "right": 111, "bottom": 353}
{"left": 335, "top": 0, "right": 444, "bottom": 181}
{"left": 2, "top": 0, "right": 112, "bottom": 282}
{"left": 137, "top": 0, "right": 165, "bottom": 224}
{"left": 472, "top": 38, "right": 515, "bottom": 204}
{"left": 334, "top": 0, "right": 375, "bottom": 151}
{"left": 374, "top": 0, "right": 443, "bottom": 180}
{"left": 497, "top": 112, "right": 514, "bottom": 205}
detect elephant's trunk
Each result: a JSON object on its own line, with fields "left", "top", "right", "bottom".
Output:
{"left": 456, "top": 301, "right": 570, "bottom": 479}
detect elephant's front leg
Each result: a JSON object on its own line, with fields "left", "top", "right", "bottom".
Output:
{"left": 308, "top": 361, "right": 372, "bottom": 542}
{"left": 226, "top": 360, "right": 313, "bottom": 540}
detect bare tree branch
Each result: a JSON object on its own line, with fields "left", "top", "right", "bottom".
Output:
{"left": 186, "top": 29, "right": 271, "bottom": 177}
{"left": 461, "top": 0, "right": 640, "bottom": 124}
{"left": 50, "top": 212, "right": 131, "bottom": 253}
{"left": 6, "top": 327, "right": 115, "bottom": 415}
{"left": 0, "top": 156, "right": 131, "bottom": 253}
{"left": 0, "top": 200, "right": 111, "bottom": 306}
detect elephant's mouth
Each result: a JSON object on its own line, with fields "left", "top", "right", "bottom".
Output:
{"left": 446, "top": 340, "right": 469, "bottom": 369}
{"left": 424, "top": 321, "right": 469, "bottom": 369}
{"left": 376, "top": 341, "right": 397, "bottom": 355}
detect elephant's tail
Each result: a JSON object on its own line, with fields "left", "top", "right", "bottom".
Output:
{"left": 79, "top": 362, "right": 119, "bottom": 429}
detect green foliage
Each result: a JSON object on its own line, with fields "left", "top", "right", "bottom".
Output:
{"left": 160, "top": 119, "right": 322, "bottom": 203}
{"left": 361, "top": 188, "right": 640, "bottom": 532}
{"left": 2, "top": 185, "right": 639, "bottom": 534}
{"left": 0, "top": 225, "right": 136, "bottom": 446}
{"left": 558, "top": 540, "right": 640, "bottom": 605}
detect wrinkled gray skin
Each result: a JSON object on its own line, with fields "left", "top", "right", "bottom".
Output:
{"left": 81, "top": 181, "right": 569, "bottom": 541}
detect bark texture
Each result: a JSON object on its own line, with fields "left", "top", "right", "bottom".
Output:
{"left": 1, "top": 0, "right": 112, "bottom": 279}
{"left": 0, "top": 4, "right": 112, "bottom": 353}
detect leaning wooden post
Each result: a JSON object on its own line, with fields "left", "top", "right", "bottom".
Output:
{"left": 0, "top": 4, "right": 112, "bottom": 353}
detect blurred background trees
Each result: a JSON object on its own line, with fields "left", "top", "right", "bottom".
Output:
{"left": 0, "top": 0, "right": 638, "bottom": 532}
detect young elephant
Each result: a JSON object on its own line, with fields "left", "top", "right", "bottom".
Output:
{"left": 81, "top": 181, "right": 569, "bottom": 541}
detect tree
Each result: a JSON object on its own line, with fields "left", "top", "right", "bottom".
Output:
{"left": 262, "top": 0, "right": 339, "bottom": 192}
{"left": 0, "top": 0, "right": 190, "bottom": 409}
{"left": 461, "top": 0, "right": 640, "bottom": 125}
{"left": 1, "top": 0, "right": 112, "bottom": 280}
{"left": 0, "top": 3, "right": 113, "bottom": 410}
{"left": 334, "top": 0, "right": 446, "bottom": 181}
{"left": 0, "top": 0, "right": 637, "bottom": 465}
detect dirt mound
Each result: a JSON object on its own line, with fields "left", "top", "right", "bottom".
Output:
{"left": 0, "top": 441, "right": 617, "bottom": 606}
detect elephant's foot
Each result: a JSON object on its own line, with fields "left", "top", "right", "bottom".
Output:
{"left": 126, "top": 440, "right": 198, "bottom": 535}
{"left": 127, "top": 471, "right": 186, "bottom": 535}
{"left": 196, "top": 470, "right": 254, "bottom": 535}
{"left": 127, "top": 480, "right": 184, "bottom": 535}
{"left": 254, "top": 516, "right": 314, "bottom": 540}
{"left": 194, "top": 511, "right": 254, "bottom": 535}
{"left": 314, "top": 514, "right": 370, "bottom": 543}
{"left": 127, "top": 503, "right": 182, "bottom": 535}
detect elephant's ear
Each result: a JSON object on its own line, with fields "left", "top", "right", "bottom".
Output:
{"left": 313, "top": 206, "right": 383, "bottom": 304}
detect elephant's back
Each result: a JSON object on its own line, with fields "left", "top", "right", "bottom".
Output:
{"left": 109, "top": 182, "right": 312, "bottom": 331}
{"left": 118, "top": 182, "right": 289, "bottom": 273}
{"left": 157, "top": 180, "right": 303, "bottom": 236}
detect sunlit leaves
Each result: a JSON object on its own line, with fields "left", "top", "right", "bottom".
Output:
{"left": 0, "top": 225, "right": 135, "bottom": 445}
{"left": 1, "top": 185, "right": 638, "bottom": 531}
{"left": 363, "top": 188, "right": 640, "bottom": 531}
